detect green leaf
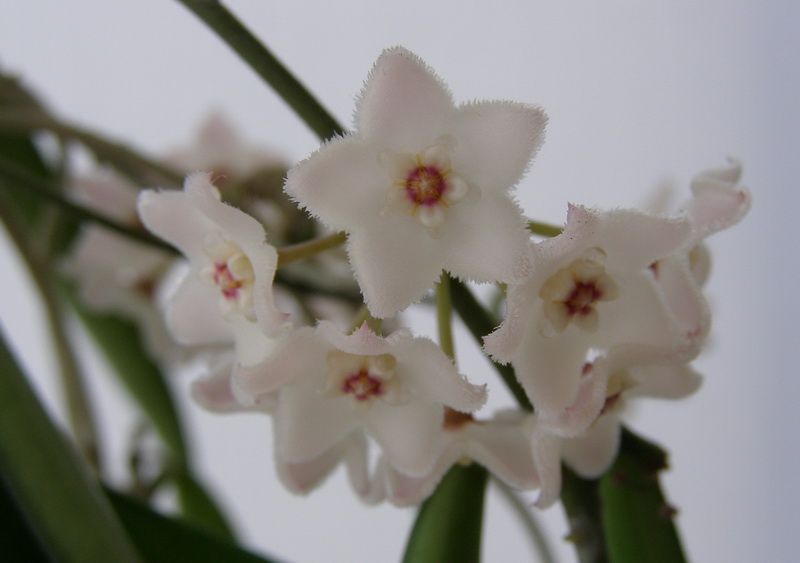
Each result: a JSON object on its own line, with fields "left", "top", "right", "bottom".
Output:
{"left": 107, "top": 489, "right": 280, "bottom": 563}
{"left": 561, "top": 467, "right": 608, "bottom": 563}
{"left": 67, "top": 290, "right": 189, "bottom": 466}
{"left": 0, "top": 468, "right": 52, "bottom": 563}
{"left": 175, "top": 470, "right": 237, "bottom": 542}
{"left": 599, "top": 429, "right": 686, "bottom": 563}
{"left": 0, "top": 327, "right": 143, "bottom": 562}
{"left": 402, "top": 463, "right": 488, "bottom": 563}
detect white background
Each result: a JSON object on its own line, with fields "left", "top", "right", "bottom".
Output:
{"left": 0, "top": 1, "right": 798, "bottom": 561}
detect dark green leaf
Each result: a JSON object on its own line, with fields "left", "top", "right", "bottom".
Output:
{"left": 107, "top": 489, "right": 280, "bottom": 563}
{"left": 0, "top": 327, "right": 143, "bottom": 562}
{"left": 67, "top": 290, "right": 189, "bottom": 466}
{"left": 402, "top": 463, "right": 488, "bottom": 563}
{"left": 599, "top": 429, "right": 686, "bottom": 563}
{"left": 175, "top": 470, "right": 236, "bottom": 542}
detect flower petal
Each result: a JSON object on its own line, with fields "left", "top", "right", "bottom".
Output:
{"left": 451, "top": 101, "right": 547, "bottom": 191}
{"left": 561, "top": 413, "right": 621, "bottom": 478}
{"left": 355, "top": 47, "right": 454, "bottom": 150}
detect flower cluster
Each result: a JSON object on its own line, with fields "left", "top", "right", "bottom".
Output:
{"left": 71, "top": 47, "right": 749, "bottom": 508}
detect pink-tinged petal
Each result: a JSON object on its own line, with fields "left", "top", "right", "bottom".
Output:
{"left": 234, "top": 326, "right": 323, "bottom": 397}
{"left": 274, "top": 386, "right": 359, "bottom": 463}
{"left": 386, "top": 412, "right": 541, "bottom": 506}
{"left": 442, "top": 194, "right": 533, "bottom": 283}
{"left": 345, "top": 221, "right": 445, "bottom": 318}
{"left": 393, "top": 337, "right": 486, "bottom": 412}
{"left": 340, "top": 432, "right": 382, "bottom": 502}
{"left": 318, "top": 320, "right": 403, "bottom": 356}
{"left": 368, "top": 401, "right": 443, "bottom": 477}
{"left": 355, "top": 47, "right": 454, "bottom": 150}
{"left": 651, "top": 254, "right": 709, "bottom": 341}
{"left": 531, "top": 425, "right": 563, "bottom": 508}
{"left": 284, "top": 136, "right": 386, "bottom": 229}
{"left": 507, "top": 311, "right": 592, "bottom": 420}
{"left": 563, "top": 206, "right": 692, "bottom": 272}
{"left": 483, "top": 270, "right": 538, "bottom": 363}
{"left": 385, "top": 460, "right": 447, "bottom": 507}
{"left": 561, "top": 413, "right": 621, "bottom": 478}
{"left": 450, "top": 101, "right": 547, "bottom": 192}
{"left": 628, "top": 363, "right": 703, "bottom": 400}
{"left": 276, "top": 440, "right": 348, "bottom": 495}
{"left": 166, "top": 275, "right": 232, "bottom": 344}
{"left": 685, "top": 158, "right": 751, "bottom": 237}
{"left": 383, "top": 433, "right": 460, "bottom": 507}
{"left": 191, "top": 358, "right": 276, "bottom": 414}
{"left": 137, "top": 189, "right": 215, "bottom": 264}
{"left": 72, "top": 170, "right": 140, "bottom": 222}
{"left": 464, "top": 413, "right": 540, "bottom": 490}
{"left": 547, "top": 365, "right": 610, "bottom": 437}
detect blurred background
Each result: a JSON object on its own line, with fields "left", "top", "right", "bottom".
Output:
{"left": 0, "top": 1, "right": 797, "bottom": 561}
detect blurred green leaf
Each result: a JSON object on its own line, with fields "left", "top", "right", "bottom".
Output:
{"left": 0, "top": 468, "right": 52, "bottom": 563}
{"left": 0, "top": 327, "right": 143, "bottom": 562}
{"left": 67, "top": 290, "right": 189, "bottom": 465}
{"left": 599, "top": 429, "right": 686, "bottom": 563}
{"left": 175, "top": 470, "right": 236, "bottom": 542}
{"left": 108, "top": 489, "right": 279, "bottom": 563}
{"left": 402, "top": 463, "right": 488, "bottom": 563}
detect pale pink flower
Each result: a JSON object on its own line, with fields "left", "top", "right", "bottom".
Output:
{"left": 285, "top": 47, "right": 546, "bottom": 318}
{"left": 137, "top": 172, "right": 289, "bottom": 345}
{"left": 234, "top": 321, "right": 486, "bottom": 478}
{"left": 484, "top": 205, "right": 695, "bottom": 433}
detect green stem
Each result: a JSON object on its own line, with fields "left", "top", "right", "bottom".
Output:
{"left": 0, "top": 189, "right": 103, "bottom": 472}
{"left": 447, "top": 278, "right": 532, "bottom": 411}
{"left": 0, "top": 155, "right": 177, "bottom": 254}
{"left": 527, "top": 219, "right": 563, "bottom": 238}
{"left": 561, "top": 468, "right": 608, "bottom": 563}
{"left": 492, "top": 476, "right": 556, "bottom": 563}
{"left": 276, "top": 231, "right": 346, "bottom": 266}
{"left": 435, "top": 272, "right": 455, "bottom": 361}
{"left": 0, "top": 327, "right": 143, "bottom": 562}
{"left": 0, "top": 108, "right": 183, "bottom": 187}
{"left": 174, "top": 0, "right": 345, "bottom": 140}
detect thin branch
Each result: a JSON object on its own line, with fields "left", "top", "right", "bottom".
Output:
{"left": 174, "top": 0, "right": 345, "bottom": 141}
{"left": 0, "top": 189, "right": 103, "bottom": 472}
{"left": 491, "top": 476, "right": 556, "bottom": 563}
{"left": 0, "top": 155, "right": 177, "bottom": 254}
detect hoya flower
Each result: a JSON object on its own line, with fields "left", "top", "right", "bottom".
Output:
{"left": 285, "top": 47, "right": 547, "bottom": 318}
{"left": 137, "top": 172, "right": 289, "bottom": 345}
{"left": 379, "top": 410, "right": 543, "bottom": 507}
{"left": 234, "top": 321, "right": 486, "bottom": 477}
{"left": 165, "top": 112, "right": 286, "bottom": 182}
{"left": 63, "top": 169, "right": 181, "bottom": 362}
{"left": 650, "top": 159, "right": 751, "bottom": 338}
{"left": 277, "top": 430, "right": 386, "bottom": 504}
{"left": 484, "top": 205, "right": 697, "bottom": 433}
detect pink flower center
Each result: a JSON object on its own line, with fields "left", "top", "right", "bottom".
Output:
{"left": 405, "top": 165, "right": 448, "bottom": 207}
{"left": 213, "top": 262, "right": 243, "bottom": 300}
{"left": 564, "top": 281, "right": 604, "bottom": 318}
{"left": 341, "top": 369, "right": 384, "bottom": 402}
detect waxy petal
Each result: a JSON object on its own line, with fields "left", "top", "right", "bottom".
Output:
{"left": 561, "top": 413, "right": 621, "bottom": 478}
{"left": 450, "top": 101, "right": 547, "bottom": 192}
{"left": 355, "top": 47, "right": 454, "bottom": 150}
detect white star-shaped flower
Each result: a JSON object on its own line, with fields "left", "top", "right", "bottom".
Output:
{"left": 484, "top": 205, "right": 696, "bottom": 433}
{"left": 285, "top": 47, "right": 547, "bottom": 318}
{"left": 379, "top": 410, "right": 543, "bottom": 507}
{"left": 234, "top": 321, "right": 486, "bottom": 477}
{"left": 137, "top": 172, "right": 289, "bottom": 345}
